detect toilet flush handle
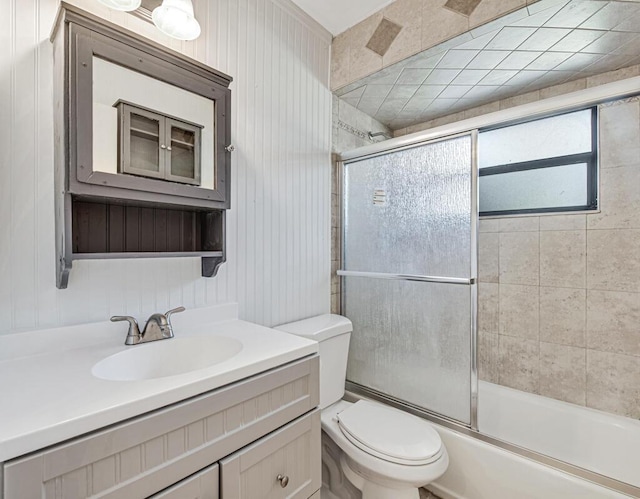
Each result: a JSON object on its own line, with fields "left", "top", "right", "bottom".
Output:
{"left": 277, "top": 474, "right": 289, "bottom": 488}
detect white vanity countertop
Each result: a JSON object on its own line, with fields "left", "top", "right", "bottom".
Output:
{"left": 0, "top": 304, "right": 318, "bottom": 462}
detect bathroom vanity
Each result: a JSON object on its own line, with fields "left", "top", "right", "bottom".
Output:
{"left": 0, "top": 305, "right": 321, "bottom": 498}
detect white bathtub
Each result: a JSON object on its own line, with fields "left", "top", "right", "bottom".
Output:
{"left": 477, "top": 381, "right": 640, "bottom": 489}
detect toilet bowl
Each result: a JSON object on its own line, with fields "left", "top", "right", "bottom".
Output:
{"left": 276, "top": 314, "right": 449, "bottom": 499}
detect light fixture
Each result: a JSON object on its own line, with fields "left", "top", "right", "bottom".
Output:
{"left": 97, "top": 0, "right": 141, "bottom": 11}
{"left": 152, "top": 0, "right": 201, "bottom": 41}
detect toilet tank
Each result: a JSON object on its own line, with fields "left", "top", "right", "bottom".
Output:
{"left": 275, "top": 314, "right": 352, "bottom": 409}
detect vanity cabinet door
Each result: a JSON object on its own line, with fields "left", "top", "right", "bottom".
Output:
{"left": 220, "top": 410, "right": 321, "bottom": 499}
{"left": 150, "top": 463, "right": 218, "bottom": 499}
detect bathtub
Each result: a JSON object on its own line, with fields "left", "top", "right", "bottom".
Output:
{"left": 476, "top": 381, "right": 640, "bottom": 489}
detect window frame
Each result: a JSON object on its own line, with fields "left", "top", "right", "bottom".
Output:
{"left": 478, "top": 106, "right": 598, "bottom": 217}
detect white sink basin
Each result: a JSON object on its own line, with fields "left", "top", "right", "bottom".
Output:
{"left": 92, "top": 336, "right": 243, "bottom": 381}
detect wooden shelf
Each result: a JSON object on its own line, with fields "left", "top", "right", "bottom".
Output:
{"left": 73, "top": 251, "right": 223, "bottom": 260}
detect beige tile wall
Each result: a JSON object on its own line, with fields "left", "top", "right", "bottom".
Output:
{"left": 478, "top": 95, "right": 640, "bottom": 420}
{"left": 330, "top": 98, "right": 392, "bottom": 313}
{"left": 331, "top": 0, "right": 541, "bottom": 90}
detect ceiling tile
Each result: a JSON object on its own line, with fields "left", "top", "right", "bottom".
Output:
{"left": 451, "top": 69, "right": 491, "bottom": 85}
{"left": 581, "top": 31, "right": 639, "bottom": 54}
{"left": 503, "top": 70, "right": 548, "bottom": 86}
{"left": 526, "top": 51, "right": 573, "bottom": 71}
{"left": 463, "top": 85, "right": 501, "bottom": 100}
{"left": 496, "top": 51, "right": 544, "bottom": 70}
{"left": 581, "top": 52, "right": 638, "bottom": 74}
{"left": 386, "top": 85, "right": 420, "bottom": 101}
{"left": 439, "top": 85, "right": 474, "bottom": 98}
{"left": 612, "top": 12, "right": 640, "bottom": 32}
{"left": 480, "top": 69, "right": 520, "bottom": 85}
{"left": 358, "top": 98, "right": 385, "bottom": 116}
{"left": 524, "top": 70, "right": 573, "bottom": 89}
{"left": 423, "top": 69, "right": 462, "bottom": 85}
{"left": 405, "top": 52, "right": 446, "bottom": 69}
{"left": 512, "top": 5, "right": 566, "bottom": 27}
{"left": 361, "top": 66, "right": 402, "bottom": 85}
{"left": 580, "top": 2, "right": 640, "bottom": 31}
{"left": 517, "top": 27, "right": 572, "bottom": 51}
{"left": 437, "top": 50, "right": 481, "bottom": 69}
{"left": 526, "top": 0, "right": 570, "bottom": 15}
{"left": 375, "top": 105, "right": 403, "bottom": 121}
{"left": 470, "top": 9, "right": 530, "bottom": 38}
{"left": 485, "top": 27, "right": 537, "bottom": 50}
{"left": 613, "top": 34, "right": 640, "bottom": 56}
{"left": 397, "top": 68, "right": 433, "bottom": 84}
{"left": 342, "top": 86, "right": 365, "bottom": 107}
{"left": 544, "top": 0, "right": 608, "bottom": 29}
{"left": 390, "top": 117, "right": 421, "bottom": 129}
{"left": 402, "top": 96, "right": 434, "bottom": 112}
{"left": 361, "top": 84, "right": 394, "bottom": 100}
{"left": 553, "top": 52, "right": 603, "bottom": 71}
{"left": 413, "top": 85, "right": 447, "bottom": 99}
{"left": 425, "top": 98, "right": 460, "bottom": 113}
{"left": 549, "top": 29, "right": 606, "bottom": 53}
{"left": 466, "top": 50, "right": 510, "bottom": 70}
{"left": 454, "top": 31, "right": 500, "bottom": 50}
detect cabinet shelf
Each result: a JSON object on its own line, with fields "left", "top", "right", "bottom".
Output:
{"left": 130, "top": 127, "right": 159, "bottom": 139}
{"left": 73, "top": 251, "right": 223, "bottom": 260}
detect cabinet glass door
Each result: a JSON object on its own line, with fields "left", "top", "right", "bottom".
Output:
{"left": 166, "top": 119, "right": 201, "bottom": 185}
{"left": 125, "top": 109, "right": 164, "bottom": 179}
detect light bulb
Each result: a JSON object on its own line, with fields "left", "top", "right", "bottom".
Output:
{"left": 97, "top": 0, "right": 142, "bottom": 12}
{"left": 152, "top": 0, "right": 201, "bottom": 41}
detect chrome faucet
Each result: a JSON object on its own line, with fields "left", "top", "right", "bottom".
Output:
{"left": 111, "top": 307, "right": 185, "bottom": 345}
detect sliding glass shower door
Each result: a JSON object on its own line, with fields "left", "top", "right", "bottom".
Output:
{"left": 340, "top": 133, "right": 477, "bottom": 425}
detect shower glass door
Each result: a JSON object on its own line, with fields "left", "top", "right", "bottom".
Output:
{"left": 340, "top": 133, "right": 476, "bottom": 425}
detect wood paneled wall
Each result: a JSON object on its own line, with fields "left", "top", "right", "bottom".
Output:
{"left": 0, "top": 0, "right": 332, "bottom": 334}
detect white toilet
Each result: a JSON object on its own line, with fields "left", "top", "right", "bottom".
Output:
{"left": 276, "top": 314, "right": 449, "bottom": 499}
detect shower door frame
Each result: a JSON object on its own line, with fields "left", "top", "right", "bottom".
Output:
{"left": 338, "top": 130, "right": 479, "bottom": 430}
{"left": 335, "top": 75, "right": 640, "bottom": 498}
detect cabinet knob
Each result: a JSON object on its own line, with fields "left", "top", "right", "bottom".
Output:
{"left": 276, "top": 474, "right": 289, "bottom": 488}
{"left": 160, "top": 144, "right": 166, "bottom": 149}
{"left": 225, "top": 144, "right": 235, "bottom": 153}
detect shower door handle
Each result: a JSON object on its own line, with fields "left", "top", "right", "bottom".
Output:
{"left": 337, "top": 270, "right": 475, "bottom": 285}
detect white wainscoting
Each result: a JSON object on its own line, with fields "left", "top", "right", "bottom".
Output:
{"left": 0, "top": 0, "right": 332, "bottom": 334}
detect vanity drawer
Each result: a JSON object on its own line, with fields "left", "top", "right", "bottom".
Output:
{"left": 151, "top": 463, "right": 218, "bottom": 499}
{"left": 3, "top": 355, "right": 319, "bottom": 499}
{"left": 220, "top": 410, "right": 321, "bottom": 499}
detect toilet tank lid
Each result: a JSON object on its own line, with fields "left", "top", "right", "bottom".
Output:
{"left": 274, "top": 314, "right": 352, "bottom": 341}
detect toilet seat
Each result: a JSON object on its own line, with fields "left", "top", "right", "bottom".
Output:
{"left": 336, "top": 400, "right": 443, "bottom": 466}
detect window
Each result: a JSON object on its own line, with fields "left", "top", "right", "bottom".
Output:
{"left": 478, "top": 108, "right": 597, "bottom": 216}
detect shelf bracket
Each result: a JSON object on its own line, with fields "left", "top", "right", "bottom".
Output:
{"left": 202, "top": 256, "right": 225, "bottom": 278}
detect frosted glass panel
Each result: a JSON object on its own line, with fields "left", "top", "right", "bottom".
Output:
{"left": 344, "top": 135, "right": 472, "bottom": 278}
{"left": 479, "top": 109, "right": 592, "bottom": 168}
{"left": 480, "top": 163, "right": 588, "bottom": 213}
{"left": 345, "top": 277, "right": 472, "bottom": 424}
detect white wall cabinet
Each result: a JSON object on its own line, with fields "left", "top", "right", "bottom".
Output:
{"left": 1, "top": 356, "right": 320, "bottom": 499}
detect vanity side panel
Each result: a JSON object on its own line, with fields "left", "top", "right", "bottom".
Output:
{"left": 3, "top": 356, "right": 319, "bottom": 499}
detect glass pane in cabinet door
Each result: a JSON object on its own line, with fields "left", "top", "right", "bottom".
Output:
{"left": 170, "top": 125, "right": 196, "bottom": 181}
{"left": 130, "top": 113, "right": 161, "bottom": 173}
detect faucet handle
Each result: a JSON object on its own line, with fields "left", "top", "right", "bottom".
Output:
{"left": 165, "top": 306, "right": 185, "bottom": 323}
{"left": 111, "top": 315, "right": 141, "bottom": 345}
